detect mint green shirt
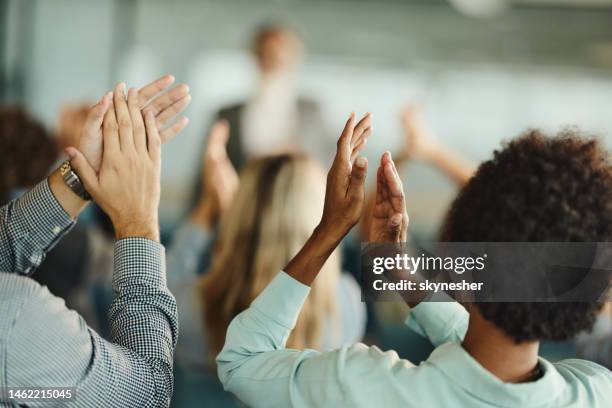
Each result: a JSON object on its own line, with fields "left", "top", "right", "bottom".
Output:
{"left": 217, "top": 272, "right": 612, "bottom": 407}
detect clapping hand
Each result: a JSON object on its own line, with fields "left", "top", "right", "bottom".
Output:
{"left": 369, "top": 152, "right": 409, "bottom": 243}
{"left": 285, "top": 112, "right": 372, "bottom": 286}
{"left": 318, "top": 112, "right": 373, "bottom": 244}
{"left": 68, "top": 83, "right": 173, "bottom": 242}
{"left": 192, "top": 119, "right": 239, "bottom": 228}
{"left": 400, "top": 104, "right": 438, "bottom": 162}
{"left": 77, "top": 75, "right": 190, "bottom": 172}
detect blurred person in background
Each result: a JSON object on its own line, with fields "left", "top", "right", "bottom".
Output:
{"left": 167, "top": 115, "right": 370, "bottom": 407}
{"left": 215, "top": 23, "right": 332, "bottom": 170}
{"left": 167, "top": 117, "right": 369, "bottom": 406}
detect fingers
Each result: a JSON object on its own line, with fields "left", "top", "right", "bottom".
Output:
{"left": 82, "top": 92, "right": 112, "bottom": 138}
{"left": 144, "top": 110, "right": 161, "bottom": 162}
{"left": 102, "top": 98, "right": 119, "bottom": 156}
{"left": 350, "top": 127, "right": 372, "bottom": 162}
{"left": 138, "top": 74, "right": 175, "bottom": 107}
{"left": 347, "top": 156, "right": 368, "bottom": 200}
{"left": 146, "top": 83, "right": 190, "bottom": 116}
{"left": 160, "top": 116, "right": 189, "bottom": 143}
{"left": 66, "top": 147, "right": 99, "bottom": 195}
{"left": 155, "top": 94, "right": 191, "bottom": 129}
{"left": 113, "top": 82, "right": 134, "bottom": 151}
{"left": 128, "top": 87, "right": 146, "bottom": 152}
{"left": 351, "top": 113, "right": 372, "bottom": 147}
{"left": 336, "top": 112, "right": 355, "bottom": 162}
{"left": 387, "top": 213, "right": 403, "bottom": 242}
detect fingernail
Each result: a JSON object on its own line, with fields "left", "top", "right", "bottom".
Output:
{"left": 65, "top": 148, "right": 76, "bottom": 159}
{"left": 391, "top": 214, "right": 402, "bottom": 226}
{"left": 356, "top": 157, "right": 367, "bottom": 168}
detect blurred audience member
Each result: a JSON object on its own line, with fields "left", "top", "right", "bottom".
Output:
{"left": 0, "top": 107, "right": 58, "bottom": 203}
{"left": 167, "top": 117, "right": 369, "bottom": 372}
{"left": 576, "top": 302, "right": 612, "bottom": 369}
{"left": 215, "top": 23, "right": 331, "bottom": 170}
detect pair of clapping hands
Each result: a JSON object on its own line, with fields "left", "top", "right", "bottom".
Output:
{"left": 199, "top": 112, "right": 409, "bottom": 287}
{"left": 67, "top": 75, "right": 191, "bottom": 242}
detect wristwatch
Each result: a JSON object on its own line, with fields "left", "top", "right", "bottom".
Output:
{"left": 59, "top": 160, "right": 91, "bottom": 200}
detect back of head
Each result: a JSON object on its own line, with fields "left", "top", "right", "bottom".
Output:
{"left": 0, "top": 106, "right": 57, "bottom": 201}
{"left": 200, "top": 154, "right": 340, "bottom": 355}
{"left": 441, "top": 129, "right": 612, "bottom": 342}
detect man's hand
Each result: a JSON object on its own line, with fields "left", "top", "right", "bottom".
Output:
{"left": 78, "top": 75, "right": 190, "bottom": 172}
{"left": 369, "top": 152, "right": 409, "bottom": 243}
{"left": 285, "top": 112, "right": 372, "bottom": 286}
{"left": 192, "top": 120, "right": 239, "bottom": 228}
{"left": 318, "top": 112, "right": 372, "bottom": 245}
{"left": 67, "top": 84, "right": 165, "bottom": 242}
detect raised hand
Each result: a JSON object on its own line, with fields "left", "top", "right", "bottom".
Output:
{"left": 285, "top": 112, "right": 372, "bottom": 286}
{"left": 78, "top": 75, "right": 190, "bottom": 172}
{"left": 318, "top": 112, "right": 373, "bottom": 244}
{"left": 369, "top": 152, "right": 409, "bottom": 243}
{"left": 67, "top": 83, "right": 166, "bottom": 242}
{"left": 400, "top": 104, "right": 438, "bottom": 161}
{"left": 192, "top": 119, "right": 239, "bottom": 228}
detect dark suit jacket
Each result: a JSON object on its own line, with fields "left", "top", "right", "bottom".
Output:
{"left": 217, "top": 98, "right": 330, "bottom": 170}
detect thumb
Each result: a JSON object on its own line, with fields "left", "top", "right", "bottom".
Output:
{"left": 65, "top": 147, "right": 99, "bottom": 197}
{"left": 387, "top": 213, "right": 403, "bottom": 242}
{"left": 347, "top": 156, "right": 368, "bottom": 200}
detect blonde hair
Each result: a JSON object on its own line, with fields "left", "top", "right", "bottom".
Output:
{"left": 199, "top": 154, "right": 339, "bottom": 357}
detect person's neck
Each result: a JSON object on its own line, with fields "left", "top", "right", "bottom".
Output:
{"left": 462, "top": 307, "right": 540, "bottom": 383}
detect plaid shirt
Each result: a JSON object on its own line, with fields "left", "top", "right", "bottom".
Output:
{"left": 0, "top": 180, "right": 178, "bottom": 407}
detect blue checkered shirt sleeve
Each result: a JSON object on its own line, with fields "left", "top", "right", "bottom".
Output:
{"left": 1, "top": 180, "right": 178, "bottom": 407}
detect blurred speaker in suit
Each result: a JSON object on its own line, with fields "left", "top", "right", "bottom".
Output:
{"left": 217, "top": 23, "right": 333, "bottom": 170}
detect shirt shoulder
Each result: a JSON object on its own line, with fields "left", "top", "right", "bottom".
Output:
{"left": 553, "top": 358, "right": 612, "bottom": 400}
{"left": 6, "top": 278, "right": 92, "bottom": 387}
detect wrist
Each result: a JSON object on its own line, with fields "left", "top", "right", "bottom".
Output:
{"left": 114, "top": 217, "right": 160, "bottom": 242}
{"left": 48, "top": 168, "right": 88, "bottom": 219}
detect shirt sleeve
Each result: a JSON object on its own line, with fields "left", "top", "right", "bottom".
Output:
{"left": 165, "top": 221, "right": 213, "bottom": 295}
{"left": 217, "top": 272, "right": 379, "bottom": 407}
{"left": 404, "top": 295, "right": 469, "bottom": 346}
{"left": 8, "top": 238, "right": 179, "bottom": 407}
{"left": 0, "top": 179, "right": 75, "bottom": 275}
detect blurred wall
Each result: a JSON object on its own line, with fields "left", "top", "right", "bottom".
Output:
{"left": 2, "top": 0, "right": 612, "bottom": 236}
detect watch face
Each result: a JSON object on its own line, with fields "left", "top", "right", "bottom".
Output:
{"left": 60, "top": 161, "right": 71, "bottom": 176}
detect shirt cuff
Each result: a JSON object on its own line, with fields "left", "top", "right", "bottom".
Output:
{"left": 405, "top": 299, "right": 468, "bottom": 345}
{"left": 252, "top": 271, "right": 311, "bottom": 330}
{"left": 113, "top": 238, "right": 167, "bottom": 290}
{"left": 18, "top": 178, "right": 74, "bottom": 235}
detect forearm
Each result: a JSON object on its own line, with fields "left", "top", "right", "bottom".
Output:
{"left": 166, "top": 220, "right": 213, "bottom": 292}
{"left": 0, "top": 177, "right": 75, "bottom": 274}
{"left": 427, "top": 148, "right": 475, "bottom": 186}
{"left": 405, "top": 299, "right": 469, "bottom": 346}
{"left": 284, "top": 224, "right": 339, "bottom": 287}
{"left": 108, "top": 238, "right": 178, "bottom": 404}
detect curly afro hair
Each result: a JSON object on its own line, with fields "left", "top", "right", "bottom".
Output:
{"left": 0, "top": 107, "right": 57, "bottom": 199}
{"left": 441, "top": 129, "right": 612, "bottom": 343}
